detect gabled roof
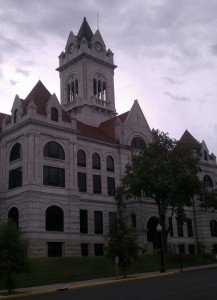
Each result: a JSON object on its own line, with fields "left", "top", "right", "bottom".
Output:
{"left": 179, "top": 130, "right": 198, "bottom": 146}
{"left": 22, "top": 80, "right": 70, "bottom": 122}
{"left": 77, "top": 17, "right": 93, "bottom": 42}
{"left": 22, "top": 80, "right": 51, "bottom": 116}
{"left": 99, "top": 111, "right": 129, "bottom": 140}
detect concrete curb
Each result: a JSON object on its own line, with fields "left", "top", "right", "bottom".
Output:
{"left": 1, "top": 264, "right": 217, "bottom": 299}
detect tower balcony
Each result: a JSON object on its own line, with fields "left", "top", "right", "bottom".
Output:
{"left": 92, "top": 96, "right": 111, "bottom": 109}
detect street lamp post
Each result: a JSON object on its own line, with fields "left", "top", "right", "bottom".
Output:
{"left": 156, "top": 223, "right": 166, "bottom": 273}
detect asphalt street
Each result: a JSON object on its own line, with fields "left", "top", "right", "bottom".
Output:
{"left": 11, "top": 267, "right": 217, "bottom": 300}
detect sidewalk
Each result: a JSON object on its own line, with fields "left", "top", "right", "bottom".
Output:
{"left": 1, "top": 263, "right": 217, "bottom": 299}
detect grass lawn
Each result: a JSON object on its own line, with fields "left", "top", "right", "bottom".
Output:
{"left": 0, "top": 254, "right": 216, "bottom": 290}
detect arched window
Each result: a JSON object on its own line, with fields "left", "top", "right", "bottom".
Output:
{"left": 43, "top": 142, "right": 65, "bottom": 160}
{"left": 92, "top": 153, "right": 101, "bottom": 170}
{"left": 147, "top": 216, "right": 160, "bottom": 249}
{"left": 106, "top": 156, "right": 114, "bottom": 172}
{"left": 13, "top": 109, "right": 18, "bottom": 124}
{"left": 46, "top": 206, "right": 64, "bottom": 231}
{"left": 8, "top": 207, "right": 19, "bottom": 228}
{"left": 67, "top": 78, "right": 78, "bottom": 102}
{"left": 131, "top": 137, "right": 146, "bottom": 150}
{"left": 77, "top": 150, "right": 86, "bottom": 167}
{"left": 203, "top": 175, "right": 213, "bottom": 188}
{"left": 10, "top": 143, "right": 21, "bottom": 162}
{"left": 204, "top": 151, "right": 208, "bottom": 161}
{"left": 93, "top": 74, "right": 107, "bottom": 101}
{"left": 51, "top": 107, "right": 58, "bottom": 122}
{"left": 210, "top": 220, "right": 217, "bottom": 237}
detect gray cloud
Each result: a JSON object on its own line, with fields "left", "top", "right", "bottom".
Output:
{"left": 164, "top": 91, "right": 191, "bottom": 102}
{"left": 16, "top": 68, "right": 30, "bottom": 77}
{"left": 165, "top": 77, "right": 184, "bottom": 85}
{"left": 210, "top": 44, "right": 217, "bottom": 56}
{"left": 9, "top": 80, "right": 18, "bottom": 86}
{"left": 0, "top": 36, "right": 24, "bottom": 54}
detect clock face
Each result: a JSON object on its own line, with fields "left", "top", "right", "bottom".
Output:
{"left": 94, "top": 42, "right": 103, "bottom": 53}
{"left": 68, "top": 43, "right": 75, "bottom": 54}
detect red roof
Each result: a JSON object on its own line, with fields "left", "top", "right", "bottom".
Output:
{"left": 77, "top": 121, "right": 115, "bottom": 143}
{"left": 23, "top": 80, "right": 51, "bottom": 116}
{"left": 22, "top": 80, "right": 70, "bottom": 122}
{"left": 99, "top": 111, "right": 129, "bottom": 140}
{"left": 77, "top": 111, "right": 129, "bottom": 143}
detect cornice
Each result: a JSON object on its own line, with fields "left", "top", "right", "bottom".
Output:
{"left": 56, "top": 53, "right": 117, "bottom": 72}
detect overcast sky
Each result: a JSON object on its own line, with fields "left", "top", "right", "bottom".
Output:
{"left": 1, "top": 0, "right": 217, "bottom": 153}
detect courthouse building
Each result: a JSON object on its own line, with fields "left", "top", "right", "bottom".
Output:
{"left": 0, "top": 18, "right": 217, "bottom": 257}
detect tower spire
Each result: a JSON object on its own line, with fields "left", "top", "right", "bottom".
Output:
{"left": 77, "top": 17, "right": 93, "bottom": 42}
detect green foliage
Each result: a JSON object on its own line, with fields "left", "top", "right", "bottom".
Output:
{"left": 107, "top": 187, "right": 139, "bottom": 277}
{"left": 0, "top": 221, "right": 29, "bottom": 293}
{"left": 200, "top": 187, "right": 217, "bottom": 210}
{"left": 121, "top": 129, "right": 202, "bottom": 249}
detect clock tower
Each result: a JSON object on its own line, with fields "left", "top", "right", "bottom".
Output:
{"left": 57, "top": 17, "right": 117, "bottom": 126}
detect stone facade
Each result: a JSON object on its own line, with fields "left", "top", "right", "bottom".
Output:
{"left": 0, "top": 18, "right": 217, "bottom": 257}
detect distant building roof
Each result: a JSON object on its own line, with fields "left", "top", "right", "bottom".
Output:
{"left": 179, "top": 129, "right": 198, "bottom": 146}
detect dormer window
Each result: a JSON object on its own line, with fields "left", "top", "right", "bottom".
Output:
{"left": 131, "top": 137, "right": 146, "bottom": 150}
{"left": 204, "top": 151, "right": 208, "bottom": 161}
{"left": 51, "top": 107, "right": 58, "bottom": 122}
{"left": 13, "top": 109, "right": 18, "bottom": 124}
{"left": 67, "top": 78, "right": 78, "bottom": 102}
{"left": 93, "top": 74, "right": 107, "bottom": 101}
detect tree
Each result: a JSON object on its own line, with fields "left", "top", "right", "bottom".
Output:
{"left": 0, "top": 221, "right": 29, "bottom": 293}
{"left": 107, "top": 187, "right": 139, "bottom": 277}
{"left": 121, "top": 129, "right": 202, "bottom": 251}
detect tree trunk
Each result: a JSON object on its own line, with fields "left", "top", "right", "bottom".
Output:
{"left": 158, "top": 204, "right": 168, "bottom": 253}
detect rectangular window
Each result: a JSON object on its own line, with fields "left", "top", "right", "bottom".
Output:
{"left": 187, "top": 218, "right": 193, "bottom": 237}
{"left": 78, "top": 172, "right": 87, "bottom": 192}
{"left": 93, "top": 175, "right": 101, "bottom": 194}
{"left": 47, "top": 242, "right": 62, "bottom": 257}
{"left": 80, "top": 210, "right": 88, "bottom": 233}
{"left": 94, "top": 211, "right": 103, "bottom": 234}
{"left": 43, "top": 166, "right": 65, "bottom": 187}
{"left": 177, "top": 218, "right": 184, "bottom": 237}
{"left": 107, "top": 177, "right": 115, "bottom": 196}
{"left": 81, "top": 243, "right": 89, "bottom": 256}
{"left": 94, "top": 244, "right": 104, "bottom": 256}
{"left": 169, "top": 217, "right": 174, "bottom": 237}
{"left": 9, "top": 167, "right": 22, "bottom": 190}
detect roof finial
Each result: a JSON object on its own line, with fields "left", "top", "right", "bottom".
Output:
{"left": 97, "top": 12, "right": 99, "bottom": 30}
